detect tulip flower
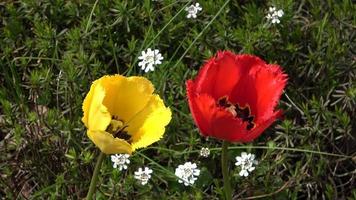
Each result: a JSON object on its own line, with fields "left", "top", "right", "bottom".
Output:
{"left": 186, "top": 51, "right": 287, "bottom": 142}
{"left": 186, "top": 51, "right": 287, "bottom": 200}
{"left": 82, "top": 75, "right": 171, "bottom": 154}
{"left": 82, "top": 75, "right": 171, "bottom": 199}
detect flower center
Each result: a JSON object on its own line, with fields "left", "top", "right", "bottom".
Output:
{"left": 144, "top": 55, "right": 155, "bottom": 63}
{"left": 140, "top": 173, "right": 149, "bottom": 181}
{"left": 106, "top": 116, "right": 132, "bottom": 142}
{"left": 217, "top": 96, "right": 255, "bottom": 130}
{"left": 184, "top": 168, "right": 193, "bottom": 177}
{"left": 117, "top": 157, "right": 127, "bottom": 164}
{"left": 187, "top": 7, "right": 196, "bottom": 13}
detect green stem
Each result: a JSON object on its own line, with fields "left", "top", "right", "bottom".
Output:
{"left": 86, "top": 151, "right": 106, "bottom": 200}
{"left": 222, "top": 141, "right": 232, "bottom": 200}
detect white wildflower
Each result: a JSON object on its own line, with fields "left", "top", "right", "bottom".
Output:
{"left": 199, "top": 147, "right": 210, "bottom": 157}
{"left": 111, "top": 154, "right": 130, "bottom": 171}
{"left": 185, "top": 3, "right": 202, "bottom": 19}
{"left": 266, "top": 6, "right": 284, "bottom": 24}
{"left": 138, "top": 48, "right": 163, "bottom": 72}
{"left": 235, "top": 152, "right": 258, "bottom": 177}
{"left": 175, "top": 162, "right": 200, "bottom": 186}
{"left": 134, "top": 167, "right": 153, "bottom": 185}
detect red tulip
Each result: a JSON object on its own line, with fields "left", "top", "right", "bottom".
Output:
{"left": 186, "top": 51, "right": 288, "bottom": 142}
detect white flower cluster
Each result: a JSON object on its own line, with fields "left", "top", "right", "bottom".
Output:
{"left": 235, "top": 152, "right": 258, "bottom": 177}
{"left": 175, "top": 162, "right": 200, "bottom": 186}
{"left": 185, "top": 3, "right": 202, "bottom": 19}
{"left": 134, "top": 167, "right": 153, "bottom": 185}
{"left": 137, "top": 4, "right": 204, "bottom": 73}
{"left": 138, "top": 48, "right": 164, "bottom": 72}
{"left": 199, "top": 147, "right": 210, "bottom": 157}
{"left": 266, "top": 6, "right": 284, "bottom": 24}
{"left": 111, "top": 154, "right": 130, "bottom": 171}
{"left": 111, "top": 150, "right": 258, "bottom": 186}
{"left": 111, "top": 155, "right": 153, "bottom": 185}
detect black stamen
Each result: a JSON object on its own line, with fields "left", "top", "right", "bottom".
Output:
{"left": 113, "top": 125, "right": 131, "bottom": 141}
{"left": 217, "top": 97, "right": 256, "bottom": 130}
{"left": 115, "top": 131, "right": 132, "bottom": 141}
{"left": 246, "top": 122, "right": 255, "bottom": 130}
{"left": 218, "top": 96, "right": 232, "bottom": 107}
{"left": 107, "top": 116, "right": 133, "bottom": 142}
{"left": 235, "top": 104, "right": 255, "bottom": 130}
{"left": 235, "top": 104, "right": 251, "bottom": 120}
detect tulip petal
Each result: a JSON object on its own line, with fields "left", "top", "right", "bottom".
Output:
{"left": 100, "top": 75, "right": 155, "bottom": 123}
{"left": 87, "top": 130, "right": 133, "bottom": 154}
{"left": 242, "top": 110, "right": 283, "bottom": 142}
{"left": 254, "top": 65, "right": 287, "bottom": 122}
{"left": 232, "top": 63, "right": 287, "bottom": 122}
{"left": 211, "top": 108, "right": 247, "bottom": 141}
{"left": 82, "top": 81, "right": 111, "bottom": 131}
{"left": 187, "top": 80, "right": 216, "bottom": 136}
{"left": 195, "top": 51, "right": 245, "bottom": 99}
{"left": 128, "top": 95, "right": 172, "bottom": 150}
{"left": 229, "top": 55, "right": 270, "bottom": 115}
{"left": 82, "top": 81, "right": 98, "bottom": 128}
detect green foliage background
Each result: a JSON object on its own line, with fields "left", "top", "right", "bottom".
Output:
{"left": 0, "top": 0, "right": 355, "bottom": 199}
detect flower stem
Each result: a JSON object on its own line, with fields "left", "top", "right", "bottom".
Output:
{"left": 86, "top": 151, "right": 106, "bottom": 200}
{"left": 222, "top": 141, "right": 232, "bottom": 200}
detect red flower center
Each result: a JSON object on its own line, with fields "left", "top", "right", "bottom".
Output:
{"left": 217, "top": 97, "right": 255, "bottom": 130}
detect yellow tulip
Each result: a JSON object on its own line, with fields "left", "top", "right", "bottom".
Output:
{"left": 82, "top": 75, "right": 172, "bottom": 154}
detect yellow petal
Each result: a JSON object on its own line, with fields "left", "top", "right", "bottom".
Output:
{"left": 128, "top": 94, "right": 172, "bottom": 150}
{"left": 82, "top": 80, "right": 111, "bottom": 131}
{"left": 100, "top": 75, "right": 154, "bottom": 123}
{"left": 87, "top": 130, "right": 133, "bottom": 154}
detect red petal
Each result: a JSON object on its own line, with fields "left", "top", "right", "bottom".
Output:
{"left": 228, "top": 55, "right": 267, "bottom": 113}
{"left": 231, "top": 59, "right": 287, "bottom": 122}
{"left": 186, "top": 80, "right": 215, "bottom": 136}
{"left": 253, "top": 64, "right": 287, "bottom": 122}
{"left": 211, "top": 108, "right": 248, "bottom": 141}
{"left": 241, "top": 110, "right": 283, "bottom": 142}
{"left": 194, "top": 51, "right": 245, "bottom": 100}
{"left": 187, "top": 79, "right": 248, "bottom": 141}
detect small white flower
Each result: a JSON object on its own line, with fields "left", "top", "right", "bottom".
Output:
{"left": 271, "top": 18, "right": 280, "bottom": 24}
{"left": 138, "top": 48, "right": 164, "bottom": 72}
{"left": 199, "top": 147, "right": 210, "bottom": 157}
{"left": 235, "top": 152, "right": 258, "bottom": 177}
{"left": 266, "top": 6, "right": 284, "bottom": 24}
{"left": 269, "top": 6, "right": 276, "bottom": 13}
{"left": 111, "top": 154, "right": 130, "bottom": 171}
{"left": 175, "top": 162, "right": 200, "bottom": 186}
{"left": 185, "top": 3, "right": 202, "bottom": 19}
{"left": 276, "top": 10, "right": 284, "bottom": 17}
{"left": 239, "top": 169, "right": 249, "bottom": 177}
{"left": 134, "top": 167, "right": 153, "bottom": 185}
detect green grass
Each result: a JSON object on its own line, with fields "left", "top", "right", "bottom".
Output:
{"left": 1, "top": 0, "right": 355, "bottom": 199}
